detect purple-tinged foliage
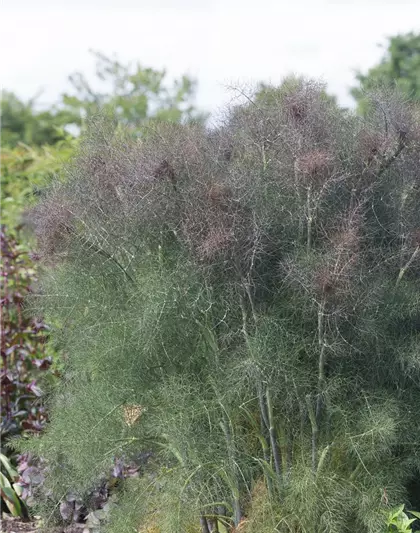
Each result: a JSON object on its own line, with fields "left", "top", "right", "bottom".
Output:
{"left": 1, "top": 226, "right": 51, "bottom": 443}
{"left": 21, "top": 80, "right": 420, "bottom": 533}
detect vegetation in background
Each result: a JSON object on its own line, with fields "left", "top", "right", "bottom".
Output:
{"left": 1, "top": 91, "right": 74, "bottom": 148}
{"left": 351, "top": 32, "right": 420, "bottom": 113}
{"left": 61, "top": 50, "right": 207, "bottom": 130}
{"left": 1, "top": 51, "right": 205, "bottom": 152}
{"left": 20, "top": 79, "right": 420, "bottom": 532}
{"left": 1, "top": 138, "right": 76, "bottom": 230}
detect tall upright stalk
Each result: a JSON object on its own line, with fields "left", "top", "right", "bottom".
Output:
{"left": 316, "top": 299, "right": 327, "bottom": 422}
{"left": 220, "top": 415, "right": 241, "bottom": 527}
{"left": 396, "top": 246, "right": 419, "bottom": 287}
{"left": 257, "top": 385, "right": 274, "bottom": 496}
{"left": 306, "top": 395, "right": 318, "bottom": 473}
{"left": 306, "top": 185, "right": 312, "bottom": 254}
{"left": 266, "top": 387, "right": 282, "bottom": 481}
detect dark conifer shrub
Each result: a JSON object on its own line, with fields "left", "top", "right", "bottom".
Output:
{"left": 22, "top": 80, "right": 420, "bottom": 533}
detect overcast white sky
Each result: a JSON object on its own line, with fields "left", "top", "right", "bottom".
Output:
{"left": 2, "top": 0, "right": 420, "bottom": 115}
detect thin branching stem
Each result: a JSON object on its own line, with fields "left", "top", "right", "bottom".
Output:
{"left": 396, "top": 245, "right": 419, "bottom": 286}
{"left": 266, "top": 387, "right": 282, "bottom": 482}
{"left": 306, "top": 395, "right": 318, "bottom": 474}
{"left": 220, "top": 415, "right": 241, "bottom": 527}
{"left": 316, "top": 298, "right": 327, "bottom": 423}
{"left": 306, "top": 185, "right": 312, "bottom": 254}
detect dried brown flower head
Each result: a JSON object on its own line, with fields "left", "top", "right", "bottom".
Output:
{"left": 153, "top": 160, "right": 177, "bottom": 186}
{"left": 207, "top": 183, "right": 233, "bottom": 206}
{"left": 284, "top": 91, "right": 308, "bottom": 124}
{"left": 314, "top": 267, "right": 337, "bottom": 297}
{"left": 295, "top": 150, "right": 333, "bottom": 184}
{"left": 123, "top": 404, "right": 146, "bottom": 427}
{"left": 197, "top": 227, "right": 234, "bottom": 261}
{"left": 410, "top": 229, "right": 420, "bottom": 247}
{"left": 357, "top": 130, "right": 391, "bottom": 164}
{"left": 330, "top": 221, "right": 361, "bottom": 255}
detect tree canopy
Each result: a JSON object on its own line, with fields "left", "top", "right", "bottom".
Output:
{"left": 61, "top": 50, "right": 207, "bottom": 130}
{"left": 1, "top": 91, "right": 72, "bottom": 148}
{"left": 1, "top": 51, "right": 204, "bottom": 150}
{"left": 351, "top": 32, "right": 420, "bottom": 112}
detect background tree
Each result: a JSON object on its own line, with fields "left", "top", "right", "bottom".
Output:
{"left": 61, "top": 50, "right": 207, "bottom": 131}
{"left": 1, "top": 52, "right": 203, "bottom": 149}
{"left": 351, "top": 32, "right": 420, "bottom": 112}
{"left": 1, "top": 91, "right": 72, "bottom": 148}
{"left": 256, "top": 75, "right": 338, "bottom": 107}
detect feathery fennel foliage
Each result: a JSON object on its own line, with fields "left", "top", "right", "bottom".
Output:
{"left": 21, "top": 80, "right": 420, "bottom": 532}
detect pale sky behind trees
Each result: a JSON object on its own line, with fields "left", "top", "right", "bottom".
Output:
{"left": 2, "top": 0, "right": 420, "bottom": 114}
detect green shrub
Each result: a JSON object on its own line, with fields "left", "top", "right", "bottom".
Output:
{"left": 21, "top": 80, "right": 420, "bottom": 532}
{"left": 1, "top": 138, "right": 76, "bottom": 229}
